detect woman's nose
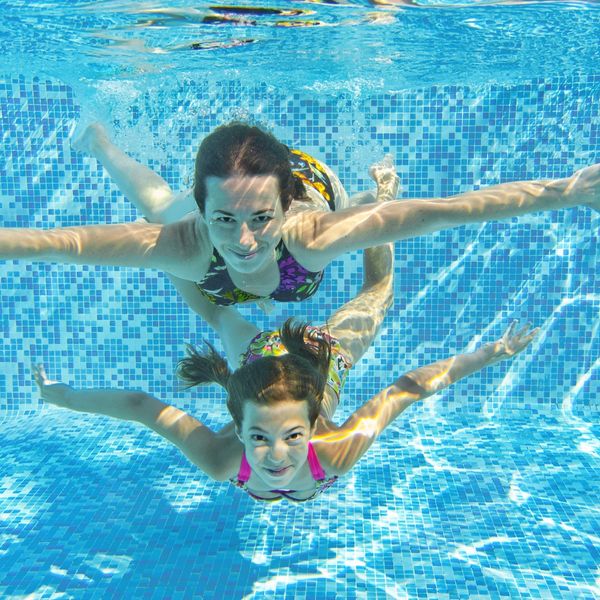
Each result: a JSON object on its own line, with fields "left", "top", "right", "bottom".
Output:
{"left": 238, "top": 222, "right": 256, "bottom": 247}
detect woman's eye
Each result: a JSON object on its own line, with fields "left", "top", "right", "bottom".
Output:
{"left": 254, "top": 215, "right": 273, "bottom": 224}
{"left": 250, "top": 434, "right": 266, "bottom": 442}
{"left": 212, "top": 216, "right": 235, "bottom": 224}
{"left": 287, "top": 432, "right": 303, "bottom": 441}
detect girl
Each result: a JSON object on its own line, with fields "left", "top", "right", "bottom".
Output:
{"left": 33, "top": 320, "right": 536, "bottom": 503}
{"left": 32, "top": 235, "right": 537, "bottom": 502}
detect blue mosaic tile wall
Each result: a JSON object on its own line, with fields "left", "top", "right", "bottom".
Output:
{"left": 0, "top": 74, "right": 598, "bottom": 600}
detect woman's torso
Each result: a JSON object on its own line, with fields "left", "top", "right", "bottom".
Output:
{"left": 193, "top": 149, "right": 345, "bottom": 305}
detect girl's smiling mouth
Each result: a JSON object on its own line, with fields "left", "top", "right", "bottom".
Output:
{"left": 265, "top": 465, "right": 291, "bottom": 477}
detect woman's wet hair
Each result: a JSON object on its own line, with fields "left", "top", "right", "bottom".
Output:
{"left": 193, "top": 122, "right": 306, "bottom": 213}
{"left": 176, "top": 319, "right": 331, "bottom": 429}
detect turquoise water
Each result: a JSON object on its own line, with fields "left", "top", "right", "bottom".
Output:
{"left": 1, "top": 2, "right": 599, "bottom": 598}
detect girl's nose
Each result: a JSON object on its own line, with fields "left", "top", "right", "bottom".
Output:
{"left": 268, "top": 441, "right": 287, "bottom": 463}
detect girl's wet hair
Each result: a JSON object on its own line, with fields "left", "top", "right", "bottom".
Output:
{"left": 176, "top": 319, "right": 331, "bottom": 428}
{"left": 193, "top": 122, "right": 306, "bottom": 213}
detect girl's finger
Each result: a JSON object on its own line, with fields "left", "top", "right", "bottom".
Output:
{"left": 517, "top": 322, "right": 532, "bottom": 338}
{"left": 504, "top": 320, "right": 518, "bottom": 340}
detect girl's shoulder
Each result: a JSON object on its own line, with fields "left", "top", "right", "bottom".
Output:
{"left": 208, "top": 424, "right": 245, "bottom": 482}
{"left": 311, "top": 420, "right": 354, "bottom": 478}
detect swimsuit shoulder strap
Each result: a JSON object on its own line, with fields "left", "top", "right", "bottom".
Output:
{"left": 237, "top": 451, "right": 252, "bottom": 483}
{"left": 307, "top": 441, "right": 327, "bottom": 481}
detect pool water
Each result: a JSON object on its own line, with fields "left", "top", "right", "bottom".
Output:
{"left": 1, "top": 1, "right": 599, "bottom": 598}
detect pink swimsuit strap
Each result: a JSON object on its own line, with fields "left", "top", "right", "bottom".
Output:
{"left": 237, "top": 441, "right": 326, "bottom": 483}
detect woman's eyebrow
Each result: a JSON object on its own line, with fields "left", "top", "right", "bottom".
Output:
{"left": 249, "top": 209, "right": 276, "bottom": 216}
{"left": 212, "top": 209, "right": 275, "bottom": 216}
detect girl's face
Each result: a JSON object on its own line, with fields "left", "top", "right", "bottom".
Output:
{"left": 237, "top": 399, "right": 315, "bottom": 488}
{"left": 204, "top": 174, "right": 285, "bottom": 274}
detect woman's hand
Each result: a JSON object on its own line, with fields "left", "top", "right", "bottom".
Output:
{"left": 32, "top": 364, "right": 74, "bottom": 408}
{"left": 563, "top": 163, "right": 600, "bottom": 213}
{"left": 484, "top": 321, "right": 539, "bottom": 366}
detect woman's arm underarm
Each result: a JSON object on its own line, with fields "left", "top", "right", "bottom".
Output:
{"left": 0, "top": 223, "right": 165, "bottom": 267}
{"left": 295, "top": 169, "right": 595, "bottom": 263}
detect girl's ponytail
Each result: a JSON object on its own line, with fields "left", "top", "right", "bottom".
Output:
{"left": 176, "top": 341, "right": 232, "bottom": 390}
{"left": 279, "top": 318, "right": 332, "bottom": 384}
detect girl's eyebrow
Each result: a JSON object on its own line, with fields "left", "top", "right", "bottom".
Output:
{"left": 248, "top": 425, "right": 305, "bottom": 434}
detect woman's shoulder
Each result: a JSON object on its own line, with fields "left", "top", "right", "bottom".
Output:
{"left": 161, "top": 214, "right": 214, "bottom": 279}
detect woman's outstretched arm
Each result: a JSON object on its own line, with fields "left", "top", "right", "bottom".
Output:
{"left": 289, "top": 163, "right": 599, "bottom": 268}
{"left": 317, "top": 321, "right": 539, "bottom": 474}
{"left": 32, "top": 364, "right": 232, "bottom": 479}
{"left": 0, "top": 217, "right": 206, "bottom": 280}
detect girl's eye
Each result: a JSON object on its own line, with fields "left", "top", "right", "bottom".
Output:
{"left": 287, "top": 432, "right": 303, "bottom": 441}
{"left": 250, "top": 434, "right": 266, "bottom": 442}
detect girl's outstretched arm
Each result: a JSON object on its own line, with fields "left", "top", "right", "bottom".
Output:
{"left": 32, "top": 364, "right": 232, "bottom": 480}
{"left": 317, "top": 321, "right": 539, "bottom": 474}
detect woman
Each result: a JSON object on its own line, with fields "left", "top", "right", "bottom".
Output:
{"left": 2, "top": 121, "right": 598, "bottom": 310}
{"left": 33, "top": 235, "right": 537, "bottom": 502}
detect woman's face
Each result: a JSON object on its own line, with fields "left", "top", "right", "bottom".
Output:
{"left": 204, "top": 174, "right": 285, "bottom": 274}
{"left": 237, "top": 399, "right": 315, "bottom": 488}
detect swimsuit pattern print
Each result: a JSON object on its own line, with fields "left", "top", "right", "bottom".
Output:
{"left": 195, "top": 240, "right": 324, "bottom": 305}
{"left": 241, "top": 326, "right": 352, "bottom": 400}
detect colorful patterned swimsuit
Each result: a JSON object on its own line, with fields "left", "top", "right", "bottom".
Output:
{"left": 230, "top": 326, "right": 352, "bottom": 502}
{"left": 195, "top": 149, "right": 337, "bottom": 306}
{"left": 241, "top": 326, "right": 352, "bottom": 401}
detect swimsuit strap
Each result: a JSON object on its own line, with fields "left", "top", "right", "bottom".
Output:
{"left": 237, "top": 452, "right": 252, "bottom": 483}
{"left": 306, "top": 441, "right": 326, "bottom": 481}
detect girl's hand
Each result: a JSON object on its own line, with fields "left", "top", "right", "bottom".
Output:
{"left": 485, "top": 321, "right": 539, "bottom": 365}
{"left": 32, "top": 364, "right": 74, "bottom": 408}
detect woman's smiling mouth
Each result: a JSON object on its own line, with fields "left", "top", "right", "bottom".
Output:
{"left": 230, "top": 248, "right": 260, "bottom": 260}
